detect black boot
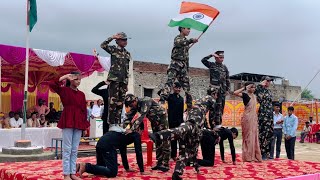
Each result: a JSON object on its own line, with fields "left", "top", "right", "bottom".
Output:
{"left": 172, "top": 172, "right": 182, "bottom": 180}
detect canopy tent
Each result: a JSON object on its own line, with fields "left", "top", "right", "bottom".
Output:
{"left": 0, "top": 44, "right": 111, "bottom": 87}
{"left": 0, "top": 44, "right": 111, "bottom": 112}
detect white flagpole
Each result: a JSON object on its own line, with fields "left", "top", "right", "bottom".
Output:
{"left": 22, "top": 0, "right": 30, "bottom": 140}
{"left": 290, "top": 69, "right": 320, "bottom": 106}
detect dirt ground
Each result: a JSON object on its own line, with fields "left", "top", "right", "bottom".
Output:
{"left": 222, "top": 128, "right": 320, "bottom": 162}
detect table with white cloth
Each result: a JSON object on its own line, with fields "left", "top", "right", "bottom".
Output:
{"left": 0, "top": 127, "right": 62, "bottom": 151}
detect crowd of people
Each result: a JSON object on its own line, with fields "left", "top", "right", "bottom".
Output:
{"left": 45, "top": 27, "right": 308, "bottom": 180}
{"left": 0, "top": 98, "right": 58, "bottom": 129}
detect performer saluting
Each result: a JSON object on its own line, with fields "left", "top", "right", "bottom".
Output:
{"left": 100, "top": 32, "right": 131, "bottom": 132}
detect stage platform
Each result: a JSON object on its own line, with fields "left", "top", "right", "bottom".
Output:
{"left": 0, "top": 152, "right": 320, "bottom": 180}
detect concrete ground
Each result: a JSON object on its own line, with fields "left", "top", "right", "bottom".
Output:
{"left": 222, "top": 128, "right": 320, "bottom": 162}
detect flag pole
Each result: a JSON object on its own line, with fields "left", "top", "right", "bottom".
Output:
{"left": 290, "top": 69, "right": 320, "bottom": 106}
{"left": 189, "top": 19, "right": 214, "bottom": 49}
{"left": 22, "top": 0, "right": 30, "bottom": 140}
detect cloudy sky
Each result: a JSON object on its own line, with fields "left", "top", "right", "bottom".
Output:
{"left": 1, "top": 0, "right": 320, "bottom": 97}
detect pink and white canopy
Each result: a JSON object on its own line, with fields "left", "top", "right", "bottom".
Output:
{"left": 0, "top": 44, "right": 110, "bottom": 87}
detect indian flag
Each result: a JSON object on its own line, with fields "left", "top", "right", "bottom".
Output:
{"left": 168, "top": 1, "right": 220, "bottom": 32}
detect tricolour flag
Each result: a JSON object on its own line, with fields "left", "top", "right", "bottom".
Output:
{"left": 28, "top": 0, "right": 37, "bottom": 32}
{"left": 168, "top": 1, "right": 220, "bottom": 32}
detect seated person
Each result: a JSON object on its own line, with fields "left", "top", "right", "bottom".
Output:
{"left": 78, "top": 131, "right": 145, "bottom": 178}
{"left": 299, "top": 121, "right": 311, "bottom": 143}
{"left": 39, "top": 114, "right": 49, "bottom": 127}
{"left": 197, "top": 128, "right": 220, "bottom": 166}
{"left": 27, "top": 112, "right": 40, "bottom": 127}
{"left": 1, "top": 117, "right": 11, "bottom": 129}
{"left": 9, "top": 112, "right": 23, "bottom": 128}
{"left": 218, "top": 127, "right": 238, "bottom": 165}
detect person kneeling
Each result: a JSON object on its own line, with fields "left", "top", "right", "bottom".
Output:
{"left": 78, "top": 131, "right": 144, "bottom": 178}
{"left": 197, "top": 128, "right": 220, "bottom": 166}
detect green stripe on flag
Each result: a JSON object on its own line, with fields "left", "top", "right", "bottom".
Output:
{"left": 168, "top": 18, "right": 209, "bottom": 32}
{"left": 29, "top": 0, "right": 37, "bottom": 32}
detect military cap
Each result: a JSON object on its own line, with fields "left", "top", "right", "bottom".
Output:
{"left": 125, "top": 94, "right": 136, "bottom": 107}
{"left": 207, "top": 85, "right": 219, "bottom": 95}
{"left": 215, "top": 51, "right": 224, "bottom": 57}
{"left": 117, "top": 32, "right": 131, "bottom": 40}
{"left": 261, "top": 76, "right": 274, "bottom": 82}
{"left": 173, "top": 82, "right": 182, "bottom": 88}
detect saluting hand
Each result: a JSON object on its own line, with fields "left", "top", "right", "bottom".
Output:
{"left": 112, "top": 34, "right": 121, "bottom": 40}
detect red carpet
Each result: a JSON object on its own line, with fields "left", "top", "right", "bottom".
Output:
{"left": 1, "top": 152, "right": 320, "bottom": 180}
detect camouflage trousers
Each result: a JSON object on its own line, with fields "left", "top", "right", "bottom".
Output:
{"left": 209, "top": 90, "right": 226, "bottom": 126}
{"left": 151, "top": 115, "right": 170, "bottom": 168}
{"left": 258, "top": 111, "right": 274, "bottom": 156}
{"left": 156, "top": 120, "right": 202, "bottom": 176}
{"left": 108, "top": 81, "right": 127, "bottom": 125}
{"left": 160, "top": 60, "right": 192, "bottom": 109}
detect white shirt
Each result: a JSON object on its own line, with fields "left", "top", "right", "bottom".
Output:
{"left": 91, "top": 105, "right": 103, "bottom": 118}
{"left": 273, "top": 112, "right": 283, "bottom": 129}
{"left": 9, "top": 118, "right": 23, "bottom": 128}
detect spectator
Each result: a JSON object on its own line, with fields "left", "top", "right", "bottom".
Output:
{"left": 87, "top": 101, "right": 94, "bottom": 120}
{"left": 299, "top": 122, "right": 311, "bottom": 143}
{"left": 91, "top": 99, "right": 103, "bottom": 118}
{"left": 39, "top": 114, "right": 49, "bottom": 127}
{"left": 27, "top": 112, "right": 40, "bottom": 127}
{"left": 283, "top": 106, "right": 298, "bottom": 160}
{"left": 270, "top": 102, "right": 284, "bottom": 159}
{"left": 309, "top": 117, "right": 315, "bottom": 125}
{"left": 1, "top": 117, "right": 11, "bottom": 129}
{"left": 8, "top": 111, "right": 14, "bottom": 118}
{"left": 34, "top": 98, "right": 50, "bottom": 118}
{"left": 46, "top": 102, "right": 57, "bottom": 123}
{"left": 10, "top": 112, "right": 23, "bottom": 128}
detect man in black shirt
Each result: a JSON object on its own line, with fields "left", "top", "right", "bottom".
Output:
{"left": 167, "top": 82, "right": 184, "bottom": 160}
{"left": 218, "top": 127, "right": 238, "bottom": 165}
{"left": 78, "top": 131, "right": 144, "bottom": 177}
{"left": 91, "top": 81, "right": 109, "bottom": 134}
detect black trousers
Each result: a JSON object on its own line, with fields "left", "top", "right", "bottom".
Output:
{"left": 197, "top": 130, "right": 217, "bottom": 166}
{"left": 102, "top": 119, "right": 109, "bottom": 135}
{"left": 85, "top": 147, "right": 118, "bottom": 177}
{"left": 270, "top": 128, "right": 282, "bottom": 158}
{"left": 285, "top": 136, "right": 296, "bottom": 160}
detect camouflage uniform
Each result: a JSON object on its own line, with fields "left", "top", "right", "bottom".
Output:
{"left": 100, "top": 32, "right": 131, "bottom": 126}
{"left": 159, "top": 34, "right": 196, "bottom": 109}
{"left": 201, "top": 52, "right": 230, "bottom": 127}
{"left": 255, "top": 82, "right": 273, "bottom": 158}
{"left": 123, "top": 95, "right": 170, "bottom": 168}
{"left": 155, "top": 89, "right": 216, "bottom": 178}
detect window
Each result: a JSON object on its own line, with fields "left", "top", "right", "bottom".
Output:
{"left": 144, "top": 88, "right": 153, "bottom": 98}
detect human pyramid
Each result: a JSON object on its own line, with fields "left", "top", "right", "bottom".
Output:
{"left": 53, "top": 6, "right": 275, "bottom": 180}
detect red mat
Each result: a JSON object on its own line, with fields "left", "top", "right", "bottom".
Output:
{"left": 1, "top": 152, "right": 320, "bottom": 180}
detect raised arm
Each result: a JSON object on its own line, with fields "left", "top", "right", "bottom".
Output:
{"left": 174, "top": 35, "right": 195, "bottom": 48}
{"left": 201, "top": 54, "right": 214, "bottom": 68}
{"left": 100, "top": 34, "right": 120, "bottom": 54}
{"left": 130, "top": 100, "right": 151, "bottom": 131}
{"left": 91, "top": 81, "right": 107, "bottom": 96}
{"left": 233, "top": 87, "right": 245, "bottom": 98}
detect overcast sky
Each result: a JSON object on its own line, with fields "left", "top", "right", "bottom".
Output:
{"left": 1, "top": 0, "right": 320, "bottom": 97}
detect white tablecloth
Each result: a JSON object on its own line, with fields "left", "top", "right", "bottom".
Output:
{"left": 0, "top": 127, "right": 62, "bottom": 151}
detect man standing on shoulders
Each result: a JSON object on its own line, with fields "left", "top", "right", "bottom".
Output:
{"left": 167, "top": 82, "right": 184, "bottom": 161}
{"left": 270, "top": 103, "right": 283, "bottom": 159}
{"left": 201, "top": 51, "right": 230, "bottom": 128}
{"left": 283, "top": 106, "right": 298, "bottom": 160}
{"left": 158, "top": 27, "right": 198, "bottom": 111}
{"left": 100, "top": 32, "right": 131, "bottom": 132}
{"left": 255, "top": 76, "right": 274, "bottom": 160}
